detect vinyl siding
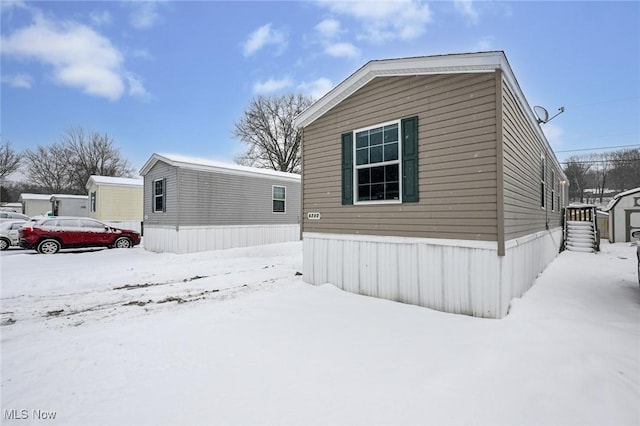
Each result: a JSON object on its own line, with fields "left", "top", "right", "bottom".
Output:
{"left": 143, "top": 161, "right": 178, "bottom": 226}
{"left": 143, "top": 159, "right": 300, "bottom": 227}
{"left": 88, "top": 182, "right": 143, "bottom": 222}
{"left": 302, "top": 73, "right": 499, "bottom": 241}
{"left": 501, "top": 76, "right": 564, "bottom": 240}
{"left": 176, "top": 168, "right": 300, "bottom": 226}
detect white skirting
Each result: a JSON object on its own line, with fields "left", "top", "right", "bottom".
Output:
{"left": 143, "top": 224, "right": 300, "bottom": 254}
{"left": 303, "top": 228, "right": 562, "bottom": 319}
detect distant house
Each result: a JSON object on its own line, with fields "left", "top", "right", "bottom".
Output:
{"left": 139, "top": 153, "right": 301, "bottom": 254}
{"left": 603, "top": 187, "right": 640, "bottom": 242}
{"left": 0, "top": 202, "right": 22, "bottom": 213}
{"left": 86, "top": 175, "right": 143, "bottom": 233}
{"left": 294, "top": 51, "right": 568, "bottom": 319}
{"left": 19, "top": 193, "right": 52, "bottom": 217}
{"left": 50, "top": 194, "right": 88, "bottom": 217}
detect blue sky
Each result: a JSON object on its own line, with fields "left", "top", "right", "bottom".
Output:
{"left": 1, "top": 1, "right": 639, "bottom": 176}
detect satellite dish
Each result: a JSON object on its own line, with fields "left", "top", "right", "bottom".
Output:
{"left": 533, "top": 105, "right": 565, "bottom": 125}
{"left": 534, "top": 106, "right": 549, "bottom": 124}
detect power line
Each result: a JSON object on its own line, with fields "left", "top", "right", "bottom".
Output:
{"left": 560, "top": 158, "right": 640, "bottom": 164}
{"left": 555, "top": 144, "right": 640, "bottom": 153}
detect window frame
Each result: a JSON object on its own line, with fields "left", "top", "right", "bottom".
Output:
{"left": 272, "top": 185, "right": 286, "bottom": 214}
{"left": 152, "top": 178, "right": 166, "bottom": 213}
{"left": 540, "top": 155, "right": 546, "bottom": 210}
{"left": 551, "top": 170, "right": 556, "bottom": 211}
{"left": 352, "top": 119, "right": 403, "bottom": 205}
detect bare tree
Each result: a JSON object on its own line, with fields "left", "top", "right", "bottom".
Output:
{"left": 588, "top": 152, "right": 613, "bottom": 203}
{"left": 563, "top": 157, "right": 591, "bottom": 203}
{"left": 62, "top": 128, "right": 134, "bottom": 193}
{"left": 23, "top": 128, "right": 134, "bottom": 194}
{"left": 609, "top": 148, "right": 640, "bottom": 191}
{"left": 0, "top": 141, "right": 22, "bottom": 179}
{"left": 234, "top": 93, "right": 313, "bottom": 173}
{"left": 24, "top": 143, "right": 74, "bottom": 193}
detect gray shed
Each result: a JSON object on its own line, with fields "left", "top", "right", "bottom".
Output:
{"left": 139, "top": 153, "right": 301, "bottom": 254}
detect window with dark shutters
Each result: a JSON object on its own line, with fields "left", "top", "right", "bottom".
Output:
{"left": 341, "top": 116, "right": 418, "bottom": 205}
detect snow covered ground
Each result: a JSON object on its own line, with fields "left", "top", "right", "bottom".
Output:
{"left": 1, "top": 240, "right": 638, "bottom": 425}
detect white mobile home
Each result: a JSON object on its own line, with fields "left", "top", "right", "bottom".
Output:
{"left": 140, "top": 153, "right": 301, "bottom": 254}
{"left": 50, "top": 194, "right": 88, "bottom": 217}
{"left": 19, "top": 193, "right": 52, "bottom": 217}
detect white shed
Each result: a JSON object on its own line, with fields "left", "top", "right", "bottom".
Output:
{"left": 19, "top": 193, "right": 52, "bottom": 217}
{"left": 50, "top": 194, "right": 89, "bottom": 217}
{"left": 603, "top": 187, "right": 640, "bottom": 243}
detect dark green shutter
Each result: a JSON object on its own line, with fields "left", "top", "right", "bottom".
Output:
{"left": 402, "top": 116, "right": 419, "bottom": 202}
{"left": 341, "top": 132, "right": 353, "bottom": 205}
{"left": 162, "top": 178, "right": 167, "bottom": 212}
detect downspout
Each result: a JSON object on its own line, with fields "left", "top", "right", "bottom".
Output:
{"left": 495, "top": 70, "right": 506, "bottom": 257}
{"left": 299, "top": 127, "right": 305, "bottom": 241}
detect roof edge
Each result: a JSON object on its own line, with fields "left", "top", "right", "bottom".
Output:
{"left": 139, "top": 153, "right": 301, "bottom": 182}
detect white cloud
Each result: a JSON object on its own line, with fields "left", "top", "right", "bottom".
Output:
{"left": 252, "top": 77, "right": 293, "bottom": 94}
{"left": 129, "top": 1, "right": 161, "bottom": 30}
{"left": 89, "top": 9, "right": 112, "bottom": 26}
{"left": 243, "top": 23, "right": 288, "bottom": 57}
{"left": 1, "top": 73, "right": 33, "bottom": 89}
{"left": 316, "top": 0, "right": 432, "bottom": 43}
{"left": 298, "top": 78, "right": 333, "bottom": 101}
{"left": 130, "top": 48, "right": 154, "bottom": 60}
{"left": 454, "top": 0, "right": 480, "bottom": 25}
{"left": 126, "top": 73, "right": 150, "bottom": 100}
{"left": 315, "top": 18, "right": 341, "bottom": 39}
{"left": 0, "top": 15, "right": 146, "bottom": 101}
{"left": 0, "top": 0, "right": 27, "bottom": 12}
{"left": 324, "top": 42, "right": 359, "bottom": 58}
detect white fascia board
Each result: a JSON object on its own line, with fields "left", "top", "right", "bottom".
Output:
{"left": 140, "top": 153, "right": 300, "bottom": 183}
{"left": 294, "top": 50, "right": 565, "bottom": 180}
{"left": 294, "top": 51, "right": 506, "bottom": 129}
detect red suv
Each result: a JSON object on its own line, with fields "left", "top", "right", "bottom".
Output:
{"left": 19, "top": 217, "right": 141, "bottom": 254}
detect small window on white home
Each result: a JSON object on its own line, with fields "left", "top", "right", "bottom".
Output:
{"left": 540, "top": 156, "right": 546, "bottom": 209}
{"left": 153, "top": 178, "right": 166, "bottom": 213}
{"left": 90, "top": 191, "right": 96, "bottom": 212}
{"left": 273, "top": 185, "right": 286, "bottom": 213}
{"left": 551, "top": 171, "right": 556, "bottom": 211}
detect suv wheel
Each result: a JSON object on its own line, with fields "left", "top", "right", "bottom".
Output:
{"left": 113, "top": 237, "right": 132, "bottom": 249}
{"left": 0, "top": 238, "right": 9, "bottom": 251}
{"left": 37, "top": 239, "right": 61, "bottom": 254}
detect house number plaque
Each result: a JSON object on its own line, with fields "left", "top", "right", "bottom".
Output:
{"left": 307, "top": 212, "right": 321, "bottom": 220}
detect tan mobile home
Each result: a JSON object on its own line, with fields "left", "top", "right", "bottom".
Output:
{"left": 86, "top": 175, "right": 143, "bottom": 233}
{"left": 294, "top": 51, "right": 568, "bottom": 319}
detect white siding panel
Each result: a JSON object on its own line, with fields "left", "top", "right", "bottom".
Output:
{"left": 303, "top": 229, "right": 561, "bottom": 319}
{"left": 145, "top": 224, "right": 300, "bottom": 254}
{"left": 397, "top": 244, "right": 419, "bottom": 305}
